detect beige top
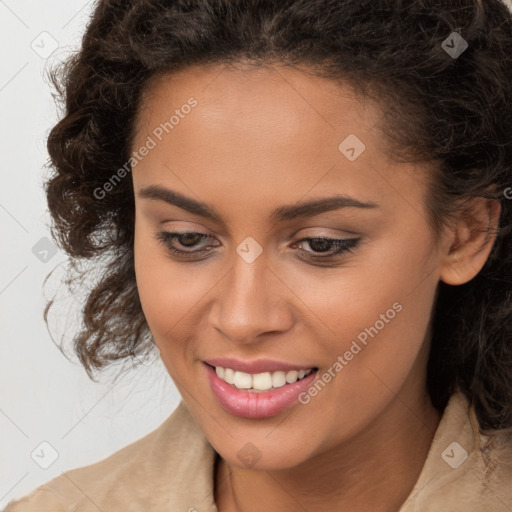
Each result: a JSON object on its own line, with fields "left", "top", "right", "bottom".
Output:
{"left": 4, "top": 390, "right": 512, "bottom": 511}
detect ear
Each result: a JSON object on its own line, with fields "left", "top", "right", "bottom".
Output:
{"left": 439, "top": 197, "right": 501, "bottom": 286}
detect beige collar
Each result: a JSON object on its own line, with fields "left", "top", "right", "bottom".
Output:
{"left": 17, "top": 389, "right": 509, "bottom": 511}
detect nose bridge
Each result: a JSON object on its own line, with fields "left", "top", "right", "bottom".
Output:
{"left": 212, "top": 249, "right": 290, "bottom": 342}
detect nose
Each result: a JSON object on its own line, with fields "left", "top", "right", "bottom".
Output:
{"left": 209, "top": 252, "right": 294, "bottom": 345}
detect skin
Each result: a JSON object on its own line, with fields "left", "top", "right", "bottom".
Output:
{"left": 131, "top": 62, "right": 500, "bottom": 511}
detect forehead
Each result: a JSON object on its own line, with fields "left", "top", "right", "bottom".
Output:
{"left": 133, "top": 62, "right": 383, "bottom": 154}
{"left": 130, "top": 63, "right": 429, "bottom": 223}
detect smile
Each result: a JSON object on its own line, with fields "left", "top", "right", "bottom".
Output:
{"left": 203, "top": 362, "right": 319, "bottom": 419}
{"left": 212, "top": 365, "right": 315, "bottom": 392}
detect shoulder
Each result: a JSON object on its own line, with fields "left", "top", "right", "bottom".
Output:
{"left": 401, "top": 390, "right": 512, "bottom": 511}
{"left": 3, "top": 400, "right": 217, "bottom": 512}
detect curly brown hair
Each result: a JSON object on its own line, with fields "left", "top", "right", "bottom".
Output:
{"left": 44, "top": 0, "right": 512, "bottom": 436}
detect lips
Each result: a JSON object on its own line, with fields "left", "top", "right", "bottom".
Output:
{"left": 204, "top": 363, "right": 319, "bottom": 418}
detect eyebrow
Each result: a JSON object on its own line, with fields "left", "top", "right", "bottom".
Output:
{"left": 138, "top": 184, "right": 379, "bottom": 223}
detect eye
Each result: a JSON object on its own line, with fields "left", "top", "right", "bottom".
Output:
{"left": 154, "top": 231, "right": 361, "bottom": 262}
{"left": 155, "top": 231, "right": 219, "bottom": 258}
{"left": 292, "top": 237, "right": 361, "bottom": 259}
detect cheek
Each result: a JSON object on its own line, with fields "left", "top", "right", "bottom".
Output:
{"left": 281, "top": 239, "right": 439, "bottom": 447}
{"left": 133, "top": 223, "right": 220, "bottom": 364}
{"left": 286, "top": 232, "right": 434, "bottom": 329}
{"left": 287, "top": 233, "right": 438, "bottom": 390}
{"left": 134, "top": 224, "right": 193, "bottom": 338}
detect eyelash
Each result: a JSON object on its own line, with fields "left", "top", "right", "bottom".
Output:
{"left": 154, "top": 231, "right": 361, "bottom": 262}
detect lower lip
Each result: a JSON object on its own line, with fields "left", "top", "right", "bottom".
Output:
{"left": 204, "top": 363, "right": 318, "bottom": 419}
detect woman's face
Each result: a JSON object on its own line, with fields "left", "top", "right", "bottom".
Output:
{"left": 132, "top": 63, "right": 447, "bottom": 470}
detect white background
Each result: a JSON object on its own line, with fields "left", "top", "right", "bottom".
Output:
{"left": 0, "top": 1, "right": 180, "bottom": 508}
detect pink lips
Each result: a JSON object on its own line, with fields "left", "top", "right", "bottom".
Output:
{"left": 203, "top": 362, "right": 318, "bottom": 419}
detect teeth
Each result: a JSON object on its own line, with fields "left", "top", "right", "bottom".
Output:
{"left": 252, "top": 372, "right": 272, "bottom": 390}
{"left": 214, "top": 366, "right": 314, "bottom": 391}
{"left": 233, "top": 371, "right": 252, "bottom": 389}
{"left": 272, "top": 371, "right": 287, "bottom": 388}
{"left": 224, "top": 368, "right": 235, "bottom": 385}
{"left": 286, "top": 370, "right": 298, "bottom": 383}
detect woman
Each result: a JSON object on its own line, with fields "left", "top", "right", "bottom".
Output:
{"left": 5, "top": 0, "right": 512, "bottom": 510}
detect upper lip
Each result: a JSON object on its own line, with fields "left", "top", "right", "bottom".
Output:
{"left": 204, "top": 358, "right": 317, "bottom": 374}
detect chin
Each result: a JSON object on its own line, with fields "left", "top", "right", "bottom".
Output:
{"left": 214, "top": 437, "right": 317, "bottom": 472}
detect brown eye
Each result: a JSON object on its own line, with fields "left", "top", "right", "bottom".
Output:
{"left": 155, "top": 231, "right": 218, "bottom": 257}
{"left": 293, "top": 237, "right": 361, "bottom": 258}
{"left": 178, "top": 232, "right": 203, "bottom": 247}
